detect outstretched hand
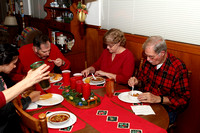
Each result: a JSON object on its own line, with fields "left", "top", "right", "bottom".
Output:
{"left": 25, "top": 64, "right": 50, "bottom": 86}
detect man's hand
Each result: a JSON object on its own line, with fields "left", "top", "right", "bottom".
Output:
{"left": 128, "top": 77, "right": 138, "bottom": 87}
{"left": 53, "top": 58, "right": 64, "bottom": 67}
{"left": 137, "top": 92, "right": 161, "bottom": 103}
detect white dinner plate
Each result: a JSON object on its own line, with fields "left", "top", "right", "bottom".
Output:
{"left": 50, "top": 76, "right": 63, "bottom": 83}
{"left": 118, "top": 91, "right": 142, "bottom": 103}
{"left": 47, "top": 111, "right": 77, "bottom": 129}
{"left": 82, "top": 77, "right": 105, "bottom": 85}
{"left": 35, "top": 94, "right": 64, "bottom": 106}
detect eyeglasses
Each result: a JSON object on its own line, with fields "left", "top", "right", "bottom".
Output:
{"left": 145, "top": 53, "right": 160, "bottom": 60}
{"left": 106, "top": 43, "right": 116, "bottom": 48}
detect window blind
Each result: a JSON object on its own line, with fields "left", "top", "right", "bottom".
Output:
{"left": 101, "top": 0, "right": 200, "bottom": 45}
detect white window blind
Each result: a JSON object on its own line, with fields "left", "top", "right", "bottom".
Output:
{"left": 85, "top": 0, "right": 101, "bottom": 26}
{"left": 101, "top": 0, "right": 200, "bottom": 45}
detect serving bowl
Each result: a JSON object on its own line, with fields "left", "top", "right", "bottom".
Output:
{"left": 128, "top": 90, "right": 142, "bottom": 102}
{"left": 48, "top": 113, "right": 70, "bottom": 125}
{"left": 90, "top": 76, "right": 105, "bottom": 84}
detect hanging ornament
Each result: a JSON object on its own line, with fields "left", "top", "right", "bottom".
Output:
{"left": 77, "top": 1, "right": 88, "bottom": 23}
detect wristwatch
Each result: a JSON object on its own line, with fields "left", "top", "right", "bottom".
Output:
{"left": 160, "top": 95, "right": 163, "bottom": 104}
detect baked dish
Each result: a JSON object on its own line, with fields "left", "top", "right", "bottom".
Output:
{"left": 90, "top": 77, "right": 105, "bottom": 84}
{"left": 49, "top": 113, "right": 70, "bottom": 125}
{"left": 39, "top": 93, "right": 53, "bottom": 100}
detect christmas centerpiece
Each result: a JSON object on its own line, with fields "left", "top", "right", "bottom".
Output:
{"left": 62, "top": 86, "right": 101, "bottom": 109}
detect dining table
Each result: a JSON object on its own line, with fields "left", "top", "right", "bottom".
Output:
{"left": 27, "top": 77, "right": 169, "bottom": 133}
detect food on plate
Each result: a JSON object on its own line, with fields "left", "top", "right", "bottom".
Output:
{"left": 40, "top": 93, "right": 53, "bottom": 100}
{"left": 84, "top": 77, "right": 91, "bottom": 83}
{"left": 49, "top": 113, "right": 70, "bottom": 125}
{"left": 130, "top": 93, "right": 139, "bottom": 97}
{"left": 49, "top": 73, "right": 55, "bottom": 77}
{"left": 53, "top": 74, "right": 62, "bottom": 80}
{"left": 49, "top": 73, "right": 62, "bottom": 81}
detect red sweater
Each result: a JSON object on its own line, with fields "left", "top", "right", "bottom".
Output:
{"left": 10, "top": 43, "right": 70, "bottom": 82}
{"left": 92, "top": 49, "right": 135, "bottom": 84}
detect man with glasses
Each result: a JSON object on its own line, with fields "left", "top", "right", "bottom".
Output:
{"left": 10, "top": 33, "right": 70, "bottom": 82}
{"left": 128, "top": 36, "right": 190, "bottom": 124}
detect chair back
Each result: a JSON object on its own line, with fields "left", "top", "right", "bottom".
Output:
{"left": 12, "top": 96, "right": 48, "bottom": 133}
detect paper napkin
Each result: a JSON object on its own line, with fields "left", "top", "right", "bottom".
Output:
{"left": 26, "top": 102, "right": 38, "bottom": 110}
{"left": 131, "top": 105, "right": 155, "bottom": 115}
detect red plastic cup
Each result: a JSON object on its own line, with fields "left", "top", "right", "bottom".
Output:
{"left": 62, "top": 70, "right": 71, "bottom": 84}
{"left": 82, "top": 83, "right": 91, "bottom": 100}
{"left": 73, "top": 73, "right": 83, "bottom": 80}
{"left": 70, "top": 77, "right": 77, "bottom": 90}
{"left": 76, "top": 80, "right": 83, "bottom": 93}
{"left": 105, "top": 79, "right": 114, "bottom": 97}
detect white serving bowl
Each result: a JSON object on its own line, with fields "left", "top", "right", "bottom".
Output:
{"left": 49, "top": 113, "right": 70, "bottom": 125}
{"left": 128, "top": 90, "right": 142, "bottom": 102}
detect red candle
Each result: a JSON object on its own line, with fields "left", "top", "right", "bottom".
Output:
{"left": 76, "top": 80, "right": 83, "bottom": 93}
{"left": 70, "top": 77, "right": 77, "bottom": 90}
{"left": 82, "top": 83, "right": 91, "bottom": 100}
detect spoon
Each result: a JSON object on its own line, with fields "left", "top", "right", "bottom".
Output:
{"left": 92, "top": 73, "right": 97, "bottom": 80}
{"left": 131, "top": 85, "right": 134, "bottom": 95}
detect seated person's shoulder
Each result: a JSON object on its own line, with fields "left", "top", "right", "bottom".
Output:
{"left": 168, "top": 53, "right": 187, "bottom": 70}
{"left": 19, "top": 43, "right": 32, "bottom": 51}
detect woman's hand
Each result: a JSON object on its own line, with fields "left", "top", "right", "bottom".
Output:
{"left": 25, "top": 64, "right": 50, "bottom": 87}
{"left": 81, "top": 66, "right": 95, "bottom": 77}
{"left": 128, "top": 77, "right": 138, "bottom": 87}
{"left": 95, "top": 70, "right": 116, "bottom": 81}
{"left": 29, "top": 91, "right": 41, "bottom": 102}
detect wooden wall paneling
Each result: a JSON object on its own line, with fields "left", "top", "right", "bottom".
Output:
{"left": 85, "top": 27, "right": 102, "bottom": 67}
{"left": 65, "top": 52, "right": 85, "bottom": 74}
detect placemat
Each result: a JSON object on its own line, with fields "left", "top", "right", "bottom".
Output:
{"left": 33, "top": 108, "right": 86, "bottom": 132}
{"left": 61, "top": 96, "right": 167, "bottom": 133}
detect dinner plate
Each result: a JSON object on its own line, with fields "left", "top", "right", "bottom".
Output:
{"left": 47, "top": 111, "right": 77, "bottom": 129}
{"left": 118, "top": 91, "right": 141, "bottom": 103}
{"left": 82, "top": 77, "right": 105, "bottom": 85}
{"left": 35, "top": 94, "right": 64, "bottom": 106}
{"left": 50, "top": 76, "right": 63, "bottom": 83}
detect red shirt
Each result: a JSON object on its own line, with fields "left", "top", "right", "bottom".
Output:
{"left": 138, "top": 52, "right": 190, "bottom": 111}
{"left": 10, "top": 43, "right": 70, "bottom": 82}
{"left": 92, "top": 49, "right": 135, "bottom": 84}
{"left": 0, "top": 92, "right": 6, "bottom": 108}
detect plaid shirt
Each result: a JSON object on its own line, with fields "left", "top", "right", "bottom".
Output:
{"left": 137, "top": 52, "right": 190, "bottom": 111}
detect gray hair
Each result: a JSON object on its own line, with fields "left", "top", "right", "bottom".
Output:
{"left": 142, "top": 36, "right": 167, "bottom": 54}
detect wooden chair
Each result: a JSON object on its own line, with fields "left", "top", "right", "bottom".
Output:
{"left": 12, "top": 96, "right": 48, "bottom": 133}
{"left": 134, "top": 58, "right": 144, "bottom": 76}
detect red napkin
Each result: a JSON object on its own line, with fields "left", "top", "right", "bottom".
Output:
{"left": 61, "top": 96, "right": 167, "bottom": 133}
{"left": 33, "top": 108, "right": 85, "bottom": 133}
